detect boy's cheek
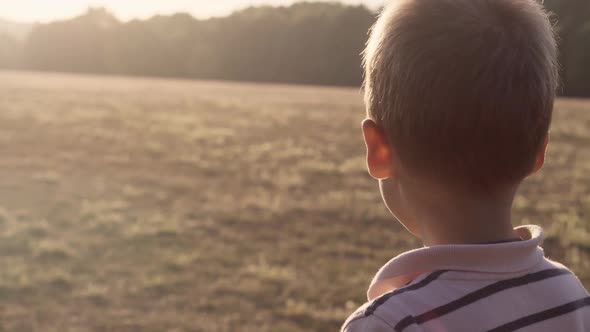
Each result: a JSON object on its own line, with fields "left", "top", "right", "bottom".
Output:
{"left": 379, "top": 179, "right": 406, "bottom": 221}
{"left": 379, "top": 178, "right": 421, "bottom": 237}
{"left": 379, "top": 178, "right": 399, "bottom": 216}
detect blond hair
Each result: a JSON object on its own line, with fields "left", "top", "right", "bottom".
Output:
{"left": 363, "top": 0, "right": 558, "bottom": 192}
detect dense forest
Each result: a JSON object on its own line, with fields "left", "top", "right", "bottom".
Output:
{"left": 0, "top": 1, "right": 588, "bottom": 96}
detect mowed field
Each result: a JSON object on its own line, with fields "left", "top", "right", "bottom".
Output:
{"left": 0, "top": 71, "right": 588, "bottom": 332}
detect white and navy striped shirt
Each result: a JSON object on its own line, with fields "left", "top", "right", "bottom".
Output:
{"left": 342, "top": 225, "right": 589, "bottom": 332}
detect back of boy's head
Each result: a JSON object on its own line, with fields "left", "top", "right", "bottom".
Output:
{"left": 364, "top": 0, "right": 558, "bottom": 193}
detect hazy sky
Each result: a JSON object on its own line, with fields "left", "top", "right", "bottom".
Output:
{"left": 0, "top": 0, "right": 384, "bottom": 23}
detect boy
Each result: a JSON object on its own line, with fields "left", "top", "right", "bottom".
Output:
{"left": 342, "top": 0, "right": 590, "bottom": 331}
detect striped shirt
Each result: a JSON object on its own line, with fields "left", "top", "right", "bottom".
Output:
{"left": 342, "top": 225, "right": 589, "bottom": 332}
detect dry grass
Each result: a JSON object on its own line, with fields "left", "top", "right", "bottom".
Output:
{"left": 0, "top": 71, "right": 588, "bottom": 332}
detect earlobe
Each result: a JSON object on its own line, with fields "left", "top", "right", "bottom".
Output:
{"left": 362, "top": 119, "right": 395, "bottom": 180}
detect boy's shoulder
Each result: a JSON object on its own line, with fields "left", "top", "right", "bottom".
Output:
{"left": 341, "top": 313, "right": 395, "bottom": 332}
{"left": 340, "top": 272, "right": 439, "bottom": 332}
{"left": 340, "top": 294, "right": 410, "bottom": 332}
{"left": 542, "top": 257, "right": 589, "bottom": 293}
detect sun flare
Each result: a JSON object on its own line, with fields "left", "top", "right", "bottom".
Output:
{"left": 0, "top": 0, "right": 384, "bottom": 22}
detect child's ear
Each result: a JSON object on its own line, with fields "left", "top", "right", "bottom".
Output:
{"left": 530, "top": 133, "right": 549, "bottom": 175}
{"left": 362, "top": 119, "right": 395, "bottom": 179}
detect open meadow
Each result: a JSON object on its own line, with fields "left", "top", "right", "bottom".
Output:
{"left": 0, "top": 71, "right": 588, "bottom": 332}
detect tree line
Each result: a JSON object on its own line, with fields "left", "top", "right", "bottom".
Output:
{"left": 0, "top": 2, "right": 588, "bottom": 96}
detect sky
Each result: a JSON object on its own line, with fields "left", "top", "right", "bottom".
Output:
{"left": 0, "top": 0, "right": 384, "bottom": 23}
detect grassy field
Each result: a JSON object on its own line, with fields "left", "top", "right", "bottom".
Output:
{"left": 0, "top": 71, "right": 588, "bottom": 332}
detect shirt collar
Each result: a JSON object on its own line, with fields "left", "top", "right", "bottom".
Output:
{"left": 367, "top": 225, "right": 545, "bottom": 301}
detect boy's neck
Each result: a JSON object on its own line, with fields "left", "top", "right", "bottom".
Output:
{"left": 408, "top": 185, "right": 520, "bottom": 247}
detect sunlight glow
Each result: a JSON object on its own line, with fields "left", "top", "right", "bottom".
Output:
{"left": 0, "top": 0, "right": 384, "bottom": 23}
